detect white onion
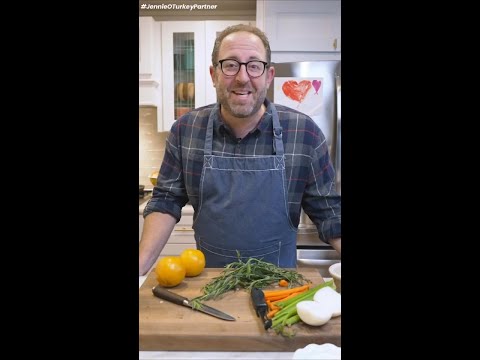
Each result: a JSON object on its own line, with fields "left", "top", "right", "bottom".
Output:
{"left": 296, "top": 301, "right": 332, "bottom": 326}
{"left": 313, "top": 286, "right": 341, "bottom": 317}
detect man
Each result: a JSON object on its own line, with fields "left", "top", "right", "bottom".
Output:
{"left": 139, "top": 25, "right": 341, "bottom": 275}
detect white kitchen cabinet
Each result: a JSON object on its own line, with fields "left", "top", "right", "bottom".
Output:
{"left": 258, "top": 0, "right": 340, "bottom": 59}
{"left": 139, "top": 17, "right": 154, "bottom": 76}
{"left": 139, "top": 17, "right": 162, "bottom": 110}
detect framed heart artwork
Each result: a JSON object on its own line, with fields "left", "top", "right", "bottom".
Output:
{"left": 273, "top": 77, "right": 324, "bottom": 116}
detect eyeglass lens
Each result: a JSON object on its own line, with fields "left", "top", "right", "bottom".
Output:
{"left": 220, "top": 60, "right": 265, "bottom": 77}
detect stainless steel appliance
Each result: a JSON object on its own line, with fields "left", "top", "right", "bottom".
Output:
{"left": 267, "top": 61, "right": 341, "bottom": 276}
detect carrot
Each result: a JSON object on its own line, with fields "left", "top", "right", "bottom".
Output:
{"left": 263, "top": 284, "right": 310, "bottom": 299}
{"left": 266, "top": 300, "right": 279, "bottom": 311}
{"left": 278, "top": 279, "right": 289, "bottom": 287}
{"left": 267, "top": 308, "right": 280, "bottom": 319}
{"left": 265, "top": 294, "right": 291, "bottom": 302}
{"left": 271, "top": 291, "right": 306, "bottom": 304}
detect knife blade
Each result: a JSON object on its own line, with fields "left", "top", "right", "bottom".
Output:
{"left": 152, "top": 285, "right": 236, "bottom": 321}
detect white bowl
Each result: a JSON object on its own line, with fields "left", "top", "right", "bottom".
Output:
{"left": 293, "top": 343, "right": 341, "bottom": 360}
{"left": 328, "top": 262, "right": 341, "bottom": 293}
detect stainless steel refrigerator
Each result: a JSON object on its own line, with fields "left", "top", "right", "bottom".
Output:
{"left": 267, "top": 61, "right": 342, "bottom": 275}
{"left": 267, "top": 61, "right": 341, "bottom": 194}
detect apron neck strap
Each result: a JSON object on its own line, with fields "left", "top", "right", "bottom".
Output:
{"left": 205, "top": 104, "right": 218, "bottom": 155}
{"left": 271, "top": 104, "right": 284, "bottom": 156}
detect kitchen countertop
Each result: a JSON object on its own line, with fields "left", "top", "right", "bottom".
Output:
{"left": 138, "top": 273, "right": 337, "bottom": 360}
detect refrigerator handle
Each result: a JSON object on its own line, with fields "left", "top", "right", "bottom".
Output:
{"left": 335, "top": 75, "right": 341, "bottom": 195}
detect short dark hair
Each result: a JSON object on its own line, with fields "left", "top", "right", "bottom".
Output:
{"left": 211, "top": 24, "right": 271, "bottom": 66}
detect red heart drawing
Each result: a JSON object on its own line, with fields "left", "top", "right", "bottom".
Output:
{"left": 282, "top": 80, "right": 312, "bottom": 103}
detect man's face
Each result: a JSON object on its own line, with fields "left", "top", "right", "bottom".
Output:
{"left": 210, "top": 31, "right": 275, "bottom": 120}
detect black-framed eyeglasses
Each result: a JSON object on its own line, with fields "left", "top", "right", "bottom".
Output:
{"left": 217, "top": 59, "right": 268, "bottom": 78}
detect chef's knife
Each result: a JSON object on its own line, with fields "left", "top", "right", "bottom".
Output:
{"left": 152, "top": 285, "right": 236, "bottom": 321}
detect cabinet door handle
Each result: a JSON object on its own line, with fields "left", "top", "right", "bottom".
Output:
{"left": 333, "top": 38, "right": 337, "bottom": 50}
{"left": 174, "top": 227, "right": 193, "bottom": 231}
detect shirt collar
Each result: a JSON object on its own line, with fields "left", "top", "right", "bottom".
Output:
{"left": 215, "top": 98, "right": 273, "bottom": 137}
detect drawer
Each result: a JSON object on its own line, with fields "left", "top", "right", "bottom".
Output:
{"left": 151, "top": 237, "right": 196, "bottom": 272}
{"left": 168, "top": 228, "right": 195, "bottom": 244}
{"left": 160, "top": 243, "right": 197, "bottom": 256}
{"left": 178, "top": 205, "right": 194, "bottom": 226}
{"left": 177, "top": 215, "right": 193, "bottom": 226}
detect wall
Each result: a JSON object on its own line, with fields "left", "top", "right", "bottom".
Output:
{"left": 139, "top": 106, "right": 168, "bottom": 188}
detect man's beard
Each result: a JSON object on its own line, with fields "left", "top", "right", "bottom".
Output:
{"left": 217, "top": 85, "right": 267, "bottom": 118}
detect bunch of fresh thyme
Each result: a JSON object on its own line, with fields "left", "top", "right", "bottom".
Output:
{"left": 190, "top": 257, "right": 311, "bottom": 309}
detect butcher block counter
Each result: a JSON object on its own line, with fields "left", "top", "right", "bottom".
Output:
{"left": 139, "top": 267, "right": 340, "bottom": 355}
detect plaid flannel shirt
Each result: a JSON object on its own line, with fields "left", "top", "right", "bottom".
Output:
{"left": 144, "top": 98, "right": 341, "bottom": 243}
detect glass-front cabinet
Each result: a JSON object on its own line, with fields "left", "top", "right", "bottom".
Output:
{"left": 161, "top": 22, "right": 206, "bottom": 131}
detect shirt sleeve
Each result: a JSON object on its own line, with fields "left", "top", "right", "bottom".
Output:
{"left": 143, "top": 122, "right": 189, "bottom": 222}
{"left": 302, "top": 127, "right": 341, "bottom": 243}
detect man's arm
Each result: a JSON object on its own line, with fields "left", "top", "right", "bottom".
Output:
{"left": 139, "top": 212, "right": 177, "bottom": 275}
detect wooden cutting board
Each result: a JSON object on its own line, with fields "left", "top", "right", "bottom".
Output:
{"left": 139, "top": 267, "right": 341, "bottom": 351}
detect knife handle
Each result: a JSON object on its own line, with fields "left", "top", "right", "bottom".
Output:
{"left": 152, "top": 285, "right": 188, "bottom": 306}
{"left": 251, "top": 288, "right": 267, "bottom": 317}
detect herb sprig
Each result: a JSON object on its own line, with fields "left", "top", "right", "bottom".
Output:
{"left": 190, "top": 257, "right": 311, "bottom": 309}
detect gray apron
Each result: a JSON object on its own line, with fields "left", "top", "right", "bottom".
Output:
{"left": 192, "top": 104, "right": 298, "bottom": 268}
